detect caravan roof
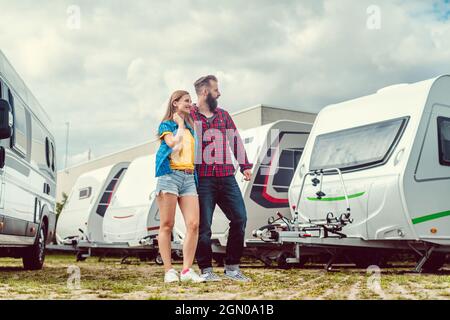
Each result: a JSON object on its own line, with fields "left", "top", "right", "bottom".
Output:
{"left": 313, "top": 77, "right": 437, "bottom": 136}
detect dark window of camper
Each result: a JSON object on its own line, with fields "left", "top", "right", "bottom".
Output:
{"left": 279, "top": 150, "right": 295, "bottom": 168}
{"left": 438, "top": 117, "right": 450, "bottom": 166}
{"left": 95, "top": 168, "right": 127, "bottom": 217}
{"left": 272, "top": 149, "right": 303, "bottom": 190}
{"left": 51, "top": 142, "right": 55, "bottom": 171}
{"left": 8, "top": 89, "right": 14, "bottom": 108}
{"left": 310, "top": 117, "right": 408, "bottom": 172}
{"left": 0, "top": 80, "right": 3, "bottom": 98}
{"left": 45, "top": 137, "right": 51, "bottom": 168}
{"left": 79, "top": 187, "right": 92, "bottom": 199}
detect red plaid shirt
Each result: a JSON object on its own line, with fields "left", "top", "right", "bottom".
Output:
{"left": 191, "top": 105, "right": 253, "bottom": 177}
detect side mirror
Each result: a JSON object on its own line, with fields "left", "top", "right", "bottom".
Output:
{"left": 0, "top": 99, "right": 12, "bottom": 140}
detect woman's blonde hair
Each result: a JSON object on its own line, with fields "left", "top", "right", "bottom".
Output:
{"left": 160, "top": 90, "right": 194, "bottom": 129}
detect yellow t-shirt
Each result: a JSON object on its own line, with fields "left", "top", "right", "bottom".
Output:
{"left": 160, "top": 129, "right": 195, "bottom": 170}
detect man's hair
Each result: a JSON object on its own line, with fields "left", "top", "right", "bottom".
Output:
{"left": 194, "top": 75, "right": 218, "bottom": 94}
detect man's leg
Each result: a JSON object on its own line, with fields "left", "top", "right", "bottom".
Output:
{"left": 216, "top": 176, "right": 247, "bottom": 268}
{"left": 195, "top": 177, "right": 217, "bottom": 271}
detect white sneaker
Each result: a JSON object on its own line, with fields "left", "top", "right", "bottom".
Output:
{"left": 180, "top": 269, "right": 205, "bottom": 283}
{"left": 164, "top": 269, "right": 179, "bottom": 283}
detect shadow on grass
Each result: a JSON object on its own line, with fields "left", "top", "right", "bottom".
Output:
{"left": 0, "top": 266, "right": 27, "bottom": 272}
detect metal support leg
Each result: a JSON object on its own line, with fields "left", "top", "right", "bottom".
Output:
{"left": 121, "top": 255, "right": 131, "bottom": 264}
{"left": 325, "top": 253, "right": 338, "bottom": 272}
{"left": 414, "top": 246, "right": 435, "bottom": 273}
{"left": 286, "top": 244, "right": 301, "bottom": 264}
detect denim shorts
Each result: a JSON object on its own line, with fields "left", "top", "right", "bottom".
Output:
{"left": 156, "top": 170, "right": 198, "bottom": 197}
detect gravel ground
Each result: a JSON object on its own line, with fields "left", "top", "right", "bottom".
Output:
{"left": 0, "top": 254, "right": 449, "bottom": 300}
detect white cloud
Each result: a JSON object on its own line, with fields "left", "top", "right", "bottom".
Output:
{"left": 1, "top": 0, "right": 450, "bottom": 168}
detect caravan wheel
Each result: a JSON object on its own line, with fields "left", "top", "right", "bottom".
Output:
{"left": 23, "top": 224, "right": 46, "bottom": 270}
{"left": 155, "top": 254, "right": 164, "bottom": 265}
{"left": 277, "top": 252, "right": 292, "bottom": 269}
{"left": 76, "top": 252, "right": 87, "bottom": 262}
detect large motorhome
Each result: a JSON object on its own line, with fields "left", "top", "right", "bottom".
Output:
{"left": 0, "top": 50, "right": 57, "bottom": 270}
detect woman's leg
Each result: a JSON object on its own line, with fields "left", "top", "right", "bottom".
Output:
{"left": 178, "top": 195, "right": 200, "bottom": 271}
{"left": 157, "top": 193, "right": 178, "bottom": 272}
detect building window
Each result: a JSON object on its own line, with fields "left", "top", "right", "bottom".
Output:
{"left": 438, "top": 117, "right": 450, "bottom": 166}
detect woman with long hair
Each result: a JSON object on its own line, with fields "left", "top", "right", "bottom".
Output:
{"left": 155, "top": 90, "right": 204, "bottom": 283}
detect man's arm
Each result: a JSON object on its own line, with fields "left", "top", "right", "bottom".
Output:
{"left": 224, "top": 111, "right": 253, "bottom": 174}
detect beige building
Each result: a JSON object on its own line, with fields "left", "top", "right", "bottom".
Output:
{"left": 56, "top": 105, "right": 316, "bottom": 202}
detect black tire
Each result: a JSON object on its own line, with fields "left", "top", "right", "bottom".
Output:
{"left": 155, "top": 254, "right": 164, "bottom": 265}
{"left": 422, "top": 253, "right": 447, "bottom": 273}
{"left": 76, "top": 251, "right": 87, "bottom": 262}
{"left": 277, "top": 252, "right": 292, "bottom": 269}
{"left": 23, "top": 224, "right": 46, "bottom": 270}
{"left": 172, "top": 250, "right": 183, "bottom": 260}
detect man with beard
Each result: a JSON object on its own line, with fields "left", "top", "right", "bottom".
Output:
{"left": 190, "top": 75, "right": 253, "bottom": 282}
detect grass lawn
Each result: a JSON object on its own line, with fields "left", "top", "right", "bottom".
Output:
{"left": 0, "top": 253, "right": 449, "bottom": 300}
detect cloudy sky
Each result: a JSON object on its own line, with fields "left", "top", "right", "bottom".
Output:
{"left": 1, "top": 0, "right": 450, "bottom": 169}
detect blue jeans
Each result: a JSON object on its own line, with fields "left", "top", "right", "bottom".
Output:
{"left": 195, "top": 175, "right": 247, "bottom": 269}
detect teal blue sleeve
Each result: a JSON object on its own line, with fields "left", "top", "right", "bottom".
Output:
{"left": 158, "top": 122, "right": 173, "bottom": 138}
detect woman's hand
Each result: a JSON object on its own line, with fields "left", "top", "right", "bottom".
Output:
{"left": 173, "top": 113, "right": 185, "bottom": 127}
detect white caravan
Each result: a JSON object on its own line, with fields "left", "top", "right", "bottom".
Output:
{"left": 174, "top": 120, "right": 312, "bottom": 262}
{"left": 0, "top": 50, "right": 57, "bottom": 270}
{"left": 102, "top": 154, "right": 160, "bottom": 245}
{"left": 56, "top": 162, "right": 129, "bottom": 244}
{"left": 259, "top": 76, "right": 450, "bottom": 272}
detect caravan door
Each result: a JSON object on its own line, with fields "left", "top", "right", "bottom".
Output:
{"left": 409, "top": 103, "right": 450, "bottom": 243}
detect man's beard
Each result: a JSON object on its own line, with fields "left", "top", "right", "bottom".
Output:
{"left": 206, "top": 93, "right": 218, "bottom": 112}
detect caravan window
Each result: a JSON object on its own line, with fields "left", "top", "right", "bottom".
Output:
{"left": 438, "top": 117, "right": 450, "bottom": 166}
{"left": 310, "top": 117, "right": 408, "bottom": 171}
{"left": 8, "top": 89, "right": 14, "bottom": 107}
{"left": 13, "top": 100, "right": 28, "bottom": 155}
{"left": 51, "top": 142, "right": 55, "bottom": 171}
{"left": 79, "top": 187, "right": 92, "bottom": 199}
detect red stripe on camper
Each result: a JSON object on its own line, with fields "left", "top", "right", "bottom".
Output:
{"left": 147, "top": 226, "right": 159, "bottom": 231}
{"left": 113, "top": 215, "right": 135, "bottom": 219}
{"left": 262, "top": 171, "right": 289, "bottom": 204}
{"left": 261, "top": 145, "right": 289, "bottom": 204}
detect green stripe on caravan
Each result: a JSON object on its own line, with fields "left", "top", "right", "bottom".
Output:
{"left": 412, "top": 210, "right": 450, "bottom": 225}
{"left": 307, "top": 192, "right": 365, "bottom": 202}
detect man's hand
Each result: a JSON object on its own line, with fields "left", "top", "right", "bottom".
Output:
{"left": 243, "top": 169, "right": 252, "bottom": 181}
